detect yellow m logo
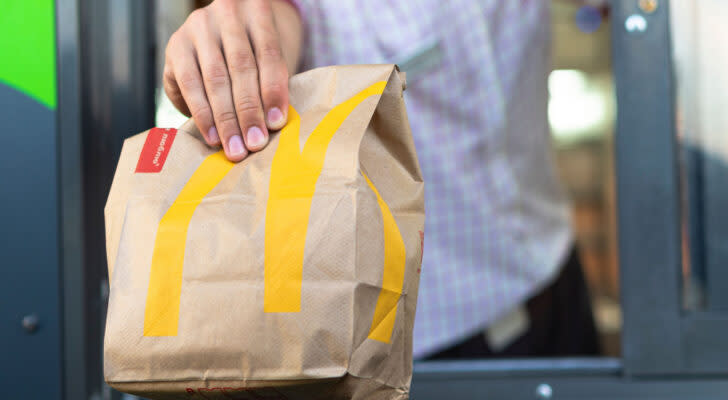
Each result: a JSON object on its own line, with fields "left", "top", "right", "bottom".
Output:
{"left": 143, "top": 81, "right": 405, "bottom": 343}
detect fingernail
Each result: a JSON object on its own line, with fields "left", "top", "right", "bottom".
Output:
{"left": 208, "top": 126, "right": 219, "bottom": 143}
{"left": 228, "top": 135, "right": 247, "bottom": 157}
{"left": 267, "top": 107, "right": 285, "bottom": 127}
{"left": 246, "top": 126, "right": 267, "bottom": 149}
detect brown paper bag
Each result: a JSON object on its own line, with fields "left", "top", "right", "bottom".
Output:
{"left": 104, "top": 64, "right": 425, "bottom": 400}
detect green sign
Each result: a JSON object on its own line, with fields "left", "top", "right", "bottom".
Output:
{"left": 0, "top": 0, "right": 57, "bottom": 109}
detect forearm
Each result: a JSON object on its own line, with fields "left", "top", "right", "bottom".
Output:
{"left": 271, "top": 0, "right": 303, "bottom": 74}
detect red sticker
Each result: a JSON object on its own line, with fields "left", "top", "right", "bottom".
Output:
{"left": 135, "top": 127, "right": 177, "bottom": 173}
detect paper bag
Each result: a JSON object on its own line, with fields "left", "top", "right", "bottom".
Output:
{"left": 104, "top": 64, "right": 425, "bottom": 400}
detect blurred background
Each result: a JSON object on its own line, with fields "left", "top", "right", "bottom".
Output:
{"left": 3, "top": 0, "right": 728, "bottom": 398}
{"left": 551, "top": 0, "right": 619, "bottom": 358}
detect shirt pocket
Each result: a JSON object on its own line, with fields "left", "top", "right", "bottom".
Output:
{"left": 393, "top": 36, "right": 444, "bottom": 82}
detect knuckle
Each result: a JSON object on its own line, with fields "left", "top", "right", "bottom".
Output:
{"left": 187, "top": 9, "right": 207, "bottom": 26}
{"left": 262, "top": 81, "right": 285, "bottom": 99}
{"left": 227, "top": 51, "right": 258, "bottom": 74}
{"left": 165, "top": 33, "right": 185, "bottom": 59}
{"left": 162, "top": 65, "right": 175, "bottom": 84}
{"left": 234, "top": 95, "right": 262, "bottom": 116}
{"left": 177, "top": 71, "right": 202, "bottom": 90}
{"left": 166, "top": 31, "right": 180, "bottom": 49}
{"left": 203, "top": 63, "right": 230, "bottom": 87}
{"left": 214, "top": 0, "right": 238, "bottom": 13}
{"left": 214, "top": 110, "right": 239, "bottom": 124}
{"left": 258, "top": 44, "right": 282, "bottom": 63}
{"left": 190, "top": 107, "right": 213, "bottom": 124}
{"left": 246, "top": 0, "right": 272, "bottom": 16}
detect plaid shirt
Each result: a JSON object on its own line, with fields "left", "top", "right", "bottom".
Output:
{"left": 291, "top": 0, "right": 573, "bottom": 358}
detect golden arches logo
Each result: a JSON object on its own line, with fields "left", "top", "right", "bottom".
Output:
{"left": 143, "top": 81, "right": 406, "bottom": 343}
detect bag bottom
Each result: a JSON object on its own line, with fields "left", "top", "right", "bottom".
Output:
{"left": 109, "top": 374, "right": 407, "bottom": 400}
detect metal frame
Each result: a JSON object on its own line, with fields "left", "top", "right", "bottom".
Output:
{"left": 702, "top": 102, "right": 728, "bottom": 309}
{"left": 703, "top": 171, "right": 728, "bottom": 309}
{"left": 54, "top": 1, "right": 158, "bottom": 398}
{"left": 57, "top": 1, "right": 88, "bottom": 399}
{"left": 411, "top": 359, "right": 728, "bottom": 399}
{"left": 79, "top": 1, "right": 157, "bottom": 398}
{"left": 613, "top": 0, "right": 728, "bottom": 375}
{"left": 611, "top": 0, "right": 684, "bottom": 375}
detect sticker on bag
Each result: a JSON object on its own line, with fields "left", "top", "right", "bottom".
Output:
{"left": 135, "top": 127, "right": 177, "bottom": 173}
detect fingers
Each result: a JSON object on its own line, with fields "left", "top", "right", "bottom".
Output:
{"left": 246, "top": 0, "right": 290, "bottom": 131}
{"left": 164, "top": 31, "right": 219, "bottom": 147}
{"left": 162, "top": 59, "right": 191, "bottom": 117}
{"left": 191, "top": 11, "right": 250, "bottom": 162}
{"left": 217, "top": 2, "right": 270, "bottom": 153}
{"left": 163, "top": 0, "right": 290, "bottom": 162}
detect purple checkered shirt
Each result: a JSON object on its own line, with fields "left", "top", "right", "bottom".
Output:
{"left": 291, "top": 0, "right": 573, "bottom": 358}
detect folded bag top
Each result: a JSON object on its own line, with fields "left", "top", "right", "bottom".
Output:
{"left": 103, "top": 65, "right": 424, "bottom": 400}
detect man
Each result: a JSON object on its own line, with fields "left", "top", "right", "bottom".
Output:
{"left": 163, "top": 0, "right": 599, "bottom": 359}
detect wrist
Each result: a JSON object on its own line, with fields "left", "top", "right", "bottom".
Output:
{"left": 271, "top": 0, "right": 303, "bottom": 74}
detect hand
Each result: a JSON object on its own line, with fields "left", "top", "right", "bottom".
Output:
{"left": 164, "top": 0, "right": 301, "bottom": 162}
